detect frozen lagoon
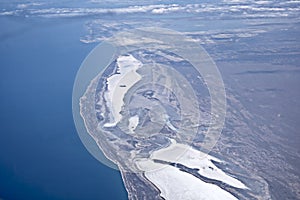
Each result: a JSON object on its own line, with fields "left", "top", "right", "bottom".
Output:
{"left": 103, "top": 54, "right": 142, "bottom": 128}
{"left": 136, "top": 139, "right": 247, "bottom": 200}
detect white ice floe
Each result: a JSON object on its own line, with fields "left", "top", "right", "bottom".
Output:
{"left": 103, "top": 54, "right": 142, "bottom": 127}
{"left": 136, "top": 139, "right": 247, "bottom": 200}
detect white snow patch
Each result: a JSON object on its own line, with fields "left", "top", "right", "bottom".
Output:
{"left": 152, "top": 139, "right": 247, "bottom": 189}
{"left": 136, "top": 140, "right": 248, "bottom": 200}
{"left": 128, "top": 115, "right": 139, "bottom": 133}
{"left": 137, "top": 160, "right": 239, "bottom": 200}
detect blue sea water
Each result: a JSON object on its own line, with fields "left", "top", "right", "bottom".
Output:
{"left": 0, "top": 17, "right": 127, "bottom": 199}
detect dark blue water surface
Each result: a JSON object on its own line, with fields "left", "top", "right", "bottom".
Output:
{"left": 0, "top": 17, "right": 127, "bottom": 200}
